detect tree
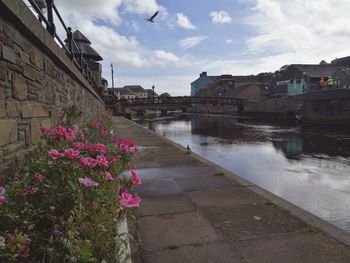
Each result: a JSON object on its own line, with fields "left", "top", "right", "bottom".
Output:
{"left": 159, "top": 92, "right": 171, "bottom": 97}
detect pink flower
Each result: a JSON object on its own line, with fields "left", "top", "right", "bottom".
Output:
{"left": 48, "top": 149, "right": 63, "bottom": 160}
{"left": 95, "top": 143, "right": 106, "bottom": 154}
{"left": 110, "top": 154, "right": 121, "bottom": 163}
{"left": 65, "top": 148, "right": 80, "bottom": 159}
{"left": 116, "top": 189, "right": 141, "bottom": 208}
{"left": 33, "top": 173, "right": 43, "bottom": 182}
{"left": 78, "top": 177, "right": 99, "bottom": 187}
{"left": 100, "top": 129, "right": 108, "bottom": 137}
{"left": 0, "top": 195, "right": 6, "bottom": 205}
{"left": 73, "top": 142, "right": 85, "bottom": 150}
{"left": 96, "top": 155, "right": 109, "bottom": 167}
{"left": 48, "top": 160, "right": 54, "bottom": 167}
{"left": 79, "top": 157, "right": 97, "bottom": 168}
{"left": 0, "top": 186, "right": 5, "bottom": 195}
{"left": 65, "top": 128, "right": 76, "bottom": 141}
{"left": 22, "top": 187, "right": 38, "bottom": 197}
{"left": 131, "top": 170, "right": 142, "bottom": 186}
{"left": 129, "top": 146, "right": 139, "bottom": 153}
{"left": 111, "top": 134, "right": 118, "bottom": 141}
{"left": 105, "top": 171, "right": 113, "bottom": 181}
{"left": 91, "top": 119, "right": 102, "bottom": 128}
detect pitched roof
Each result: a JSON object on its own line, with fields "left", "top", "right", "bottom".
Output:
{"left": 293, "top": 64, "right": 338, "bottom": 78}
{"left": 65, "top": 30, "right": 103, "bottom": 61}
{"left": 145, "top": 89, "right": 158, "bottom": 96}
{"left": 72, "top": 30, "right": 91, "bottom": 44}
{"left": 331, "top": 56, "right": 350, "bottom": 66}
{"left": 124, "top": 85, "right": 145, "bottom": 92}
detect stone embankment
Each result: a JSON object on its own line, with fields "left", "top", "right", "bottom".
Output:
{"left": 113, "top": 116, "right": 350, "bottom": 263}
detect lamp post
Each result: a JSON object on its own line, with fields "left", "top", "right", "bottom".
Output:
{"left": 152, "top": 85, "right": 155, "bottom": 103}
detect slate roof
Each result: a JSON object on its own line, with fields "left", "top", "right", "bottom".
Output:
{"left": 72, "top": 30, "right": 91, "bottom": 44}
{"left": 331, "top": 56, "right": 350, "bottom": 66}
{"left": 216, "top": 75, "right": 260, "bottom": 82}
{"left": 145, "top": 89, "right": 158, "bottom": 96}
{"left": 124, "top": 85, "right": 145, "bottom": 93}
{"left": 293, "top": 64, "right": 338, "bottom": 78}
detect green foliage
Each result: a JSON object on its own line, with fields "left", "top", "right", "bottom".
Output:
{"left": 0, "top": 108, "right": 139, "bottom": 262}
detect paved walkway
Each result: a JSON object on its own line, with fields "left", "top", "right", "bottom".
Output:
{"left": 112, "top": 116, "right": 350, "bottom": 263}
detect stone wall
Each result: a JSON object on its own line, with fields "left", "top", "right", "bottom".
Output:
{"left": 0, "top": 0, "right": 105, "bottom": 178}
{"left": 243, "top": 94, "right": 305, "bottom": 113}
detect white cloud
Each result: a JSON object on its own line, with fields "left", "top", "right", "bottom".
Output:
{"left": 209, "top": 11, "right": 232, "bottom": 24}
{"left": 175, "top": 13, "right": 196, "bottom": 30}
{"left": 226, "top": 38, "right": 233, "bottom": 44}
{"left": 153, "top": 50, "right": 179, "bottom": 63}
{"left": 179, "top": 36, "right": 208, "bottom": 49}
{"left": 122, "top": 0, "right": 159, "bottom": 15}
{"left": 245, "top": 0, "right": 350, "bottom": 65}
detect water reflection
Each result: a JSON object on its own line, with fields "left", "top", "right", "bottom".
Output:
{"left": 136, "top": 114, "right": 350, "bottom": 232}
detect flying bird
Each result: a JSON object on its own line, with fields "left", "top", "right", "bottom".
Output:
{"left": 146, "top": 10, "right": 159, "bottom": 23}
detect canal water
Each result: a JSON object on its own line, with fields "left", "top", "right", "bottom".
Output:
{"left": 135, "top": 114, "right": 350, "bottom": 232}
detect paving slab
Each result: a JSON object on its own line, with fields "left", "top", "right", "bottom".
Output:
{"left": 144, "top": 242, "right": 245, "bottom": 263}
{"left": 139, "top": 212, "right": 221, "bottom": 251}
{"left": 136, "top": 166, "right": 218, "bottom": 181}
{"left": 203, "top": 204, "right": 306, "bottom": 240}
{"left": 230, "top": 233, "right": 350, "bottom": 263}
{"left": 188, "top": 188, "right": 264, "bottom": 208}
{"left": 136, "top": 179, "right": 183, "bottom": 196}
{"left": 175, "top": 175, "right": 239, "bottom": 192}
{"left": 137, "top": 194, "right": 196, "bottom": 216}
{"left": 112, "top": 117, "right": 350, "bottom": 262}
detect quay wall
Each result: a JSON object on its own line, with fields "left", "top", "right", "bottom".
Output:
{"left": 0, "top": 0, "right": 105, "bottom": 178}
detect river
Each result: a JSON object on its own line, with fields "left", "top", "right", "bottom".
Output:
{"left": 135, "top": 113, "right": 350, "bottom": 232}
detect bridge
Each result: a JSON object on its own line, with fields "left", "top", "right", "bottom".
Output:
{"left": 106, "top": 96, "right": 245, "bottom": 115}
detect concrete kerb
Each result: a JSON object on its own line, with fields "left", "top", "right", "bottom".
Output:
{"left": 116, "top": 116, "right": 350, "bottom": 249}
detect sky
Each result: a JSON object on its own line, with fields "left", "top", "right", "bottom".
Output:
{"left": 34, "top": 0, "right": 350, "bottom": 95}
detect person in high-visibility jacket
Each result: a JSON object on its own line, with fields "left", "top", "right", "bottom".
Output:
{"left": 319, "top": 77, "right": 325, "bottom": 89}
{"left": 326, "top": 76, "right": 334, "bottom": 88}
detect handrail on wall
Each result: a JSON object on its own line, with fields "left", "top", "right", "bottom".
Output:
{"left": 26, "top": 0, "right": 100, "bottom": 93}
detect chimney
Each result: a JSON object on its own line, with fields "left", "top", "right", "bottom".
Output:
{"left": 200, "top": 71, "right": 207, "bottom": 77}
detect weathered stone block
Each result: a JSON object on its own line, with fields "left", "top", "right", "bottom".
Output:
{"left": 0, "top": 89, "right": 5, "bottom": 118}
{"left": 0, "top": 62, "right": 6, "bottom": 81}
{"left": 23, "top": 64, "right": 42, "bottom": 82}
{"left": 12, "top": 75, "right": 28, "bottom": 100}
{"left": 31, "top": 118, "right": 41, "bottom": 144}
{"left": 21, "top": 103, "right": 49, "bottom": 118}
{"left": 0, "top": 119, "right": 17, "bottom": 146}
{"left": 45, "top": 60, "right": 55, "bottom": 78}
{"left": 2, "top": 142, "right": 24, "bottom": 156}
{"left": 1, "top": 44, "right": 17, "bottom": 64}
{"left": 30, "top": 49, "right": 43, "bottom": 70}
{"left": 6, "top": 100, "right": 19, "bottom": 118}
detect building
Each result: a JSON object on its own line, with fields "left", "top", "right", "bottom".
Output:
{"left": 332, "top": 68, "right": 350, "bottom": 89}
{"left": 195, "top": 74, "right": 271, "bottom": 101}
{"left": 191, "top": 72, "right": 216, "bottom": 96}
{"left": 124, "top": 85, "right": 148, "bottom": 98}
{"left": 269, "top": 64, "right": 338, "bottom": 97}
{"left": 145, "top": 89, "right": 158, "bottom": 98}
{"left": 65, "top": 30, "right": 105, "bottom": 92}
{"left": 331, "top": 56, "right": 350, "bottom": 67}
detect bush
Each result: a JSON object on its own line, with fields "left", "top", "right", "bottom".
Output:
{"left": 0, "top": 107, "right": 141, "bottom": 262}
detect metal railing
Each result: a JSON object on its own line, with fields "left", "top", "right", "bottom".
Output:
{"left": 118, "top": 96, "right": 245, "bottom": 106}
{"left": 26, "top": 0, "right": 97, "bottom": 90}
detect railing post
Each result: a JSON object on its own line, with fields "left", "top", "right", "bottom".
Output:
{"left": 46, "top": 0, "right": 56, "bottom": 36}
{"left": 67, "top": 27, "right": 73, "bottom": 60}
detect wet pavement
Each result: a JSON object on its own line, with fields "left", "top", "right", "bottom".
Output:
{"left": 113, "top": 116, "right": 350, "bottom": 263}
